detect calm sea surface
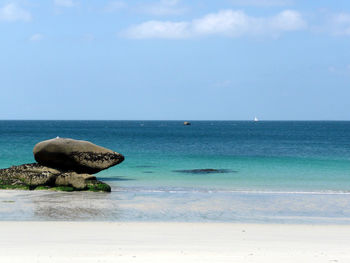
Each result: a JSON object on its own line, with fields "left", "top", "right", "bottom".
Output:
{"left": 1, "top": 121, "right": 350, "bottom": 223}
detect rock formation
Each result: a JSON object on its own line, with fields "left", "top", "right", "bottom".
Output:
{"left": 33, "top": 138, "right": 124, "bottom": 174}
{"left": 0, "top": 138, "right": 124, "bottom": 192}
{"left": 173, "top": 169, "right": 234, "bottom": 174}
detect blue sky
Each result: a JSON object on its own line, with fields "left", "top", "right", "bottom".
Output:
{"left": 1, "top": 0, "right": 350, "bottom": 120}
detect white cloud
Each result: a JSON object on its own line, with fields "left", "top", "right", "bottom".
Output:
{"left": 82, "top": 33, "right": 95, "bottom": 41}
{"left": 54, "top": 0, "right": 77, "bottom": 8}
{"left": 141, "top": 0, "right": 187, "bottom": 16}
{"left": 0, "top": 3, "right": 31, "bottom": 22}
{"left": 229, "top": 0, "right": 293, "bottom": 7}
{"left": 328, "top": 13, "right": 350, "bottom": 36}
{"left": 123, "top": 9, "right": 306, "bottom": 39}
{"left": 269, "top": 10, "right": 305, "bottom": 31}
{"left": 29, "top": 33, "right": 44, "bottom": 42}
{"left": 104, "top": 1, "right": 127, "bottom": 12}
{"left": 192, "top": 10, "right": 251, "bottom": 36}
{"left": 126, "top": 20, "right": 189, "bottom": 39}
{"left": 328, "top": 65, "right": 350, "bottom": 76}
{"left": 214, "top": 80, "right": 232, "bottom": 88}
{"left": 328, "top": 66, "right": 336, "bottom": 73}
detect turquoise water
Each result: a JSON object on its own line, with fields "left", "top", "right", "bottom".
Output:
{"left": 1, "top": 121, "right": 350, "bottom": 223}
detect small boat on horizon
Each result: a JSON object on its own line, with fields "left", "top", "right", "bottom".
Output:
{"left": 254, "top": 117, "right": 259, "bottom": 122}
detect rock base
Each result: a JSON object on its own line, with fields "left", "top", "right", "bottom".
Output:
{"left": 0, "top": 163, "right": 111, "bottom": 192}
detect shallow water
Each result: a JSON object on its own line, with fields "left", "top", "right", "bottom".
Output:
{"left": 1, "top": 121, "right": 350, "bottom": 223}
{"left": 1, "top": 189, "right": 350, "bottom": 224}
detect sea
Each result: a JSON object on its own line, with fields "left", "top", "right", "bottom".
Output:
{"left": 1, "top": 120, "right": 350, "bottom": 224}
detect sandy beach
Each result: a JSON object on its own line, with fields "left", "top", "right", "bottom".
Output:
{"left": 0, "top": 222, "right": 349, "bottom": 263}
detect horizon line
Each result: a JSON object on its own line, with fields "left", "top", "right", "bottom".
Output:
{"left": 0, "top": 119, "right": 350, "bottom": 122}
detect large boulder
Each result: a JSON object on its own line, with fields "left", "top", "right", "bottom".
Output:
{"left": 0, "top": 163, "right": 111, "bottom": 192}
{"left": 33, "top": 138, "right": 124, "bottom": 174}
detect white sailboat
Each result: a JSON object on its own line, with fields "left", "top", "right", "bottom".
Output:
{"left": 254, "top": 117, "right": 259, "bottom": 122}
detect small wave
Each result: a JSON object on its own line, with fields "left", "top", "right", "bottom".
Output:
{"left": 97, "top": 177, "right": 135, "bottom": 181}
{"left": 113, "top": 187, "right": 350, "bottom": 195}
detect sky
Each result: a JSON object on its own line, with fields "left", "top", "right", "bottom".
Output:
{"left": 1, "top": 0, "right": 350, "bottom": 120}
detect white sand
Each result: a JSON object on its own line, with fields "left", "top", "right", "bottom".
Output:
{"left": 0, "top": 222, "right": 349, "bottom": 263}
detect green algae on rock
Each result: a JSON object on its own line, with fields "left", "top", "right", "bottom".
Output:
{"left": 0, "top": 163, "right": 112, "bottom": 192}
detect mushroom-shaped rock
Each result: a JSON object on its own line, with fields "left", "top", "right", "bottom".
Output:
{"left": 33, "top": 138, "right": 124, "bottom": 174}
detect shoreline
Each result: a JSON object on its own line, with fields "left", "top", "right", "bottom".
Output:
{"left": 0, "top": 222, "right": 349, "bottom": 262}
{"left": 2, "top": 189, "right": 350, "bottom": 224}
